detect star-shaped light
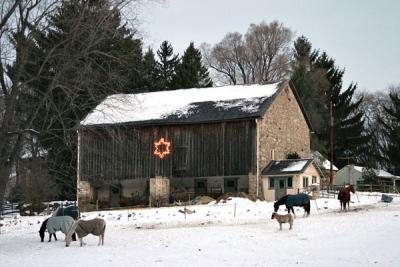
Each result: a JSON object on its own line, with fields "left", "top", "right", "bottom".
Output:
{"left": 153, "top": 138, "right": 171, "bottom": 159}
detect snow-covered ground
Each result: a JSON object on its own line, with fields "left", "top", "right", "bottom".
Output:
{"left": 1, "top": 192, "right": 400, "bottom": 267}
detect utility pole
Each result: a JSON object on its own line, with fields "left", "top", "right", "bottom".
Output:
{"left": 329, "top": 101, "right": 334, "bottom": 185}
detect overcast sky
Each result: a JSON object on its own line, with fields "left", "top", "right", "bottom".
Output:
{"left": 139, "top": 0, "right": 399, "bottom": 92}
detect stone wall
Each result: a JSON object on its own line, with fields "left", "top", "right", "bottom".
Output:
{"left": 254, "top": 84, "right": 311, "bottom": 198}
{"left": 258, "top": 84, "right": 311, "bottom": 172}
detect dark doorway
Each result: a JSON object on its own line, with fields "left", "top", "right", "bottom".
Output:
{"left": 194, "top": 179, "right": 207, "bottom": 195}
{"left": 275, "top": 177, "right": 287, "bottom": 200}
{"left": 224, "top": 178, "right": 238, "bottom": 193}
{"left": 109, "top": 184, "right": 121, "bottom": 207}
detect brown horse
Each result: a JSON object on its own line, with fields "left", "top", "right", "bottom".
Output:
{"left": 337, "top": 185, "right": 355, "bottom": 211}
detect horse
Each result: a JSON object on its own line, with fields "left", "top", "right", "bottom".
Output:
{"left": 337, "top": 185, "right": 355, "bottom": 211}
{"left": 274, "top": 193, "right": 311, "bottom": 218}
{"left": 271, "top": 212, "right": 294, "bottom": 230}
{"left": 65, "top": 218, "right": 106, "bottom": 247}
{"left": 39, "top": 216, "right": 76, "bottom": 242}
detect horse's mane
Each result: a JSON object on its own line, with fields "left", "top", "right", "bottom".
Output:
{"left": 275, "top": 195, "right": 289, "bottom": 205}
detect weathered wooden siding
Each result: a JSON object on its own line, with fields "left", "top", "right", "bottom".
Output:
{"left": 80, "top": 120, "right": 257, "bottom": 183}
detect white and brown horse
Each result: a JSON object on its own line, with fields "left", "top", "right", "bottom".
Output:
{"left": 65, "top": 218, "right": 106, "bottom": 247}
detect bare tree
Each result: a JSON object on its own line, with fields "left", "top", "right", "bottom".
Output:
{"left": 0, "top": 0, "right": 59, "bottom": 200}
{"left": 0, "top": 0, "right": 153, "bottom": 201}
{"left": 202, "top": 21, "right": 293, "bottom": 85}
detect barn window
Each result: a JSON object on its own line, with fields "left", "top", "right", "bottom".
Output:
{"left": 269, "top": 177, "right": 275, "bottom": 189}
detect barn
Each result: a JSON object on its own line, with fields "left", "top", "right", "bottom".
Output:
{"left": 76, "top": 81, "right": 312, "bottom": 209}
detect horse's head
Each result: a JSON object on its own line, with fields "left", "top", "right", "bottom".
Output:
{"left": 273, "top": 201, "right": 279, "bottom": 212}
{"left": 349, "top": 185, "right": 355, "bottom": 194}
{"left": 271, "top": 212, "right": 277, "bottom": 220}
{"left": 65, "top": 220, "right": 79, "bottom": 247}
{"left": 65, "top": 232, "right": 73, "bottom": 247}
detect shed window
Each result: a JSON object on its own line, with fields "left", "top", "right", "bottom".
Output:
{"left": 287, "top": 177, "right": 293, "bottom": 188}
{"left": 312, "top": 176, "right": 317, "bottom": 184}
{"left": 303, "top": 176, "right": 309, "bottom": 188}
{"left": 269, "top": 177, "right": 275, "bottom": 189}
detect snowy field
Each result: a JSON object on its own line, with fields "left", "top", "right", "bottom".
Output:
{"left": 1, "top": 192, "right": 400, "bottom": 267}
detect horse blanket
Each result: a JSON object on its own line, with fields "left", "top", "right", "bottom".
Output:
{"left": 47, "top": 216, "right": 75, "bottom": 235}
{"left": 286, "top": 193, "right": 310, "bottom": 207}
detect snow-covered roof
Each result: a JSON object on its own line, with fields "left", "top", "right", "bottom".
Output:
{"left": 311, "top": 151, "right": 338, "bottom": 171}
{"left": 374, "top": 169, "right": 395, "bottom": 178}
{"left": 353, "top": 166, "right": 364, "bottom": 172}
{"left": 80, "top": 83, "right": 280, "bottom": 126}
{"left": 262, "top": 159, "right": 313, "bottom": 175}
{"left": 349, "top": 165, "right": 396, "bottom": 178}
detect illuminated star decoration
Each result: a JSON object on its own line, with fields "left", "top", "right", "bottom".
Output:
{"left": 153, "top": 138, "right": 171, "bottom": 159}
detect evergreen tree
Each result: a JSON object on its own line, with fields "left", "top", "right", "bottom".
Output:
{"left": 16, "top": 0, "right": 144, "bottom": 198}
{"left": 291, "top": 36, "right": 329, "bottom": 154}
{"left": 156, "top": 41, "right": 179, "bottom": 90}
{"left": 291, "top": 36, "right": 369, "bottom": 169}
{"left": 379, "top": 92, "right": 400, "bottom": 175}
{"left": 142, "top": 48, "right": 160, "bottom": 91}
{"left": 174, "top": 42, "right": 213, "bottom": 89}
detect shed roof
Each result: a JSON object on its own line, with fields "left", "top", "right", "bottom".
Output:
{"left": 80, "top": 82, "right": 282, "bottom": 127}
{"left": 262, "top": 159, "right": 314, "bottom": 176}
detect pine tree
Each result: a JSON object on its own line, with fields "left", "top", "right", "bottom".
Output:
{"left": 174, "top": 42, "right": 213, "bottom": 89}
{"left": 291, "top": 36, "right": 329, "bottom": 154}
{"left": 142, "top": 48, "right": 160, "bottom": 91}
{"left": 291, "top": 36, "right": 369, "bottom": 169}
{"left": 379, "top": 92, "right": 400, "bottom": 175}
{"left": 313, "top": 53, "right": 370, "bottom": 168}
{"left": 156, "top": 41, "right": 179, "bottom": 90}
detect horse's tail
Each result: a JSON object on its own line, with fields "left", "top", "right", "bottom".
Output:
{"left": 102, "top": 219, "right": 106, "bottom": 235}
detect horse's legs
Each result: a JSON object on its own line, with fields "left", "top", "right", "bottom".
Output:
{"left": 279, "top": 223, "right": 282, "bottom": 231}
{"left": 79, "top": 237, "right": 84, "bottom": 247}
{"left": 291, "top": 207, "right": 296, "bottom": 218}
{"left": 54, "top": 233, "right": 57, "bottom": 241}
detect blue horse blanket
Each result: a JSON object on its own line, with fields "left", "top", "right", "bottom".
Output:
{"left": 286, "top": 193, "right": 310, "bottom": 207}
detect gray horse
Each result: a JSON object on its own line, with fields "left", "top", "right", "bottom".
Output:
{"left": 65, "top": 218, "right": 106, "bottom": 247}
{"left": 39, "top": 216, "right": 76, "bottom": 242}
